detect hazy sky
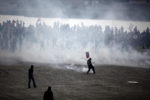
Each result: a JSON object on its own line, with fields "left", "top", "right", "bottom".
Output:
{"left": 0, "top": 0, "right": 142, "bottom": 10}
{"left": 0, "top": 0, "right": 149, "bottom": 20}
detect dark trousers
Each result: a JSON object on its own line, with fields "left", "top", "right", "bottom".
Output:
{"left": 28, "top": 77, "right": 36, "bottom": 88}
{"left": 87, "top": 66, "right": 95, "bottom": 74}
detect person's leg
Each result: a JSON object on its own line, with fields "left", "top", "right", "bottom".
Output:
{"left": 87, "top": 67, "right": 91, "bottom": 74}
{"left": 32, "top": 77, "right": 37, "bottom": 88}
{"left": 28, "top": 78, "right": 31, "bottom": 88}
{"left": 92, "top": 67, "right": 95, "bottom": 74}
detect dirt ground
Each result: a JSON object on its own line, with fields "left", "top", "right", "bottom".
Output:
{"left": 0, "top": 63, "right": 150, "bottom": 100}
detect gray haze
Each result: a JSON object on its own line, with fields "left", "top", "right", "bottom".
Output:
{"left": 0, "top": 16, "right": 150, "bottom": 69}
{"left": 0, "top": 0, "right": 150, "bottom": 20}
{"left": 0, "top": 0, "right": 150, "bottom": 69}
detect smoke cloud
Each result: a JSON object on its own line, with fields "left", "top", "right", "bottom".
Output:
{"left": 0, "top": 0, "right": 150, "bottom": 70}
{"left": 0, "top": 15, "right": 150, "bottom": 69}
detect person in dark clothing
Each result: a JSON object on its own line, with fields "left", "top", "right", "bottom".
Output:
{"left": 43, "top": 86, "right": 54, "bottom": 100}
{"left": 87, "top": 58, "right": 95, "bottom": 74}
{"left": 28, "top": 65, "right": 37, "bottom": 88}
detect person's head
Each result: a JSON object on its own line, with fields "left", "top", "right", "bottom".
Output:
{"left": 31, "top": 65, "right": 34, "bottom": 69}
{"left": 89, "top": 58, "right": 92, "bottom": 60}
{"left": 47, "top": 86, "right": 51, "bottom": 91}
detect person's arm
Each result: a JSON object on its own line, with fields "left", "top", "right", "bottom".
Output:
{"left": 43, "top": 92, "right": 46, "bottom": 100}
{"left": 31, "top": 69, "right": 34, "bottom": 75}
{"left": 52, "top": 93, "right": 54, "bottom": 100}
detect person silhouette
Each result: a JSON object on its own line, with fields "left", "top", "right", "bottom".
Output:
{"left": 28, "top": 65, "right": 37, "bottom": 88}
{"left": 87, "top": 58, "right": 96, "bottom": 74}
{"left": 43, "top": 86, "right": 54, "bottom": 100}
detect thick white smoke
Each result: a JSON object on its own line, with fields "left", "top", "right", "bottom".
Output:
{"left": 0, "top": 15, "right": 150, "bottom": 69}
{"left": 19, "top": 42, "right": 150, "bottom": 68}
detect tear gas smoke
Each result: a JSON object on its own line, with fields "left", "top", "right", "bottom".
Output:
{"left": 0, "top": 0, "right": 150, "bottom": 69}
{"left": 0, "top": 15, "right": 150, "bottom": 70}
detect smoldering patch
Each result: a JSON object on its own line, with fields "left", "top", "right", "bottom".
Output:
{"left": 65, "top": 64, "right": 88, "bottom": 72}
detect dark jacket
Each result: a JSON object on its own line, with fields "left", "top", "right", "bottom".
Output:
{"left": 43, "top": 87, "right": 54, "bottom": 100}
{"left": 87, "top": 58, "right": 93, "bottom": 67}
{"left": 28, "top": 68, "right": 33, "bottom": 78}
